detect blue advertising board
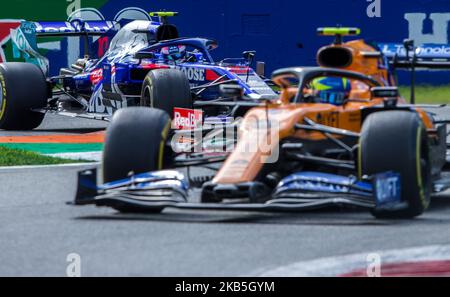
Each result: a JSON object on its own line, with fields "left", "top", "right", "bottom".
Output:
{"left": 4, "top": 0, "right": 450, "bottom": 84}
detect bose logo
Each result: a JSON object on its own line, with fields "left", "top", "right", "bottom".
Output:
{"left": 177, "top": 67, "right": 205, "bottom": 82}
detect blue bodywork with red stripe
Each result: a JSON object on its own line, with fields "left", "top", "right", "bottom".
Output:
{"left": 12, "top": 19, "right": 277, "bottom": 116}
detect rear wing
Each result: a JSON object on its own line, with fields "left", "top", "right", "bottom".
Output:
{"left": 33, "top": 20, "right": 118, "bottom": 36}
{"left": 378, "top": 40, "right": 450, "bottom": 104}
{"left": 10, "top": 20, "right": 121, "bottom": 75}
{"left": 378, "top": 42, "right": 450, "bottom": 69}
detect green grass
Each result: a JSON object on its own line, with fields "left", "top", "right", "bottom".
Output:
{"left": 399, "top": 85, "right": 450, "bottom": 104}
{"left": 0, "top": 146, "right": 88, "bottom": 167}
{"left": 0, "top": 143, "right": 103, "bottom": 154}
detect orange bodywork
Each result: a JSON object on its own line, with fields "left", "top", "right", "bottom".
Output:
{"left": 317, "top": 39, "right": 394, "bottom": 86}
{"left": 213, "top": 98, "right": 377, "bottom": 184}
{"left": 212, "top": 39, "right": 434, "bottom": 185}
{"left": 213, "top": 95, "right": 433, "bottom": 184}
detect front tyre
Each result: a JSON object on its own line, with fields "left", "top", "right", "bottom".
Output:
{"left": 359, "top": 111, "right": 431, "bottom": 219}
{"left": 103, "top": 107, "right": 172, "bottom": 183}
{"left": 102, "top": 107, "right": 173, "bottom": 213}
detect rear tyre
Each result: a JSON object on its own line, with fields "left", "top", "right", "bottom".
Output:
{"left": 0, "top": 63, "right": 48, "bottom": 130}
{"left": 359, "top": 111, "right": 431, "bottom": 219}
{"left": 102, "top": 107, "right": 172, "bottom": 213}
{"left": 140, "top": 69, "right": 192, "bottom": 117}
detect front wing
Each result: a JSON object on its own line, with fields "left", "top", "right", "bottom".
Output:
{"left": 73, "top": 168, "right": 405, "bottom": 214}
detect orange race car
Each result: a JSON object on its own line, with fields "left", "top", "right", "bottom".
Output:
{"left": 74, "top": 28, "right": 450, "bottom": 219}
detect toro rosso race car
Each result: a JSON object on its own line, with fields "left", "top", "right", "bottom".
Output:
{"left": 0, "top": 12, "right": 276, "bottom": 130}
{"left": 74, "top": 28, "right": 450, "bottom": 219}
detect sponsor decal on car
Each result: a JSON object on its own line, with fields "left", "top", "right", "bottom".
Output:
{"left": 176, "top": 66, "right": 206, "bottom": 81}
{"left": 374, "top": 172, "right": 401, "bottom": 207}
{"left": 380, "top": 43, "right": 450, "bottom": 59}
{"left": 172, "top": 107, "right": 203, "bottom": 130}
{"left": 227, "top": 66, "right": 250, "bottom": 75}
{"left": 90, "top": 68, "right": 103, "bottom": 85}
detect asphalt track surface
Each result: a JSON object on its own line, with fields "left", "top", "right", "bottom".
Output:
{"left": 1, "top": 114, "right": 450, "bottom": 276}
{"left": 0, "top": 114, "right": 108, "bottom": 136}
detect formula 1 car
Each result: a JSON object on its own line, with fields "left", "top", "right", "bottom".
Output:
{"left": 0, "top": 12, "right": 276, "bottom": 130}
{"left": 73, "top": 28, "right": 450, "bottom": 219}
{"left": 74, "top": 66, "right": 448, "bottom": 219}
{"left": 75, "top": 33, "right": 450, "bottom": 218}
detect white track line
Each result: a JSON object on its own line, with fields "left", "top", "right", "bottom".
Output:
{"left": 46, "top": 152, "right": 102, "bottom": 162}
{"left": 257, "top": 244, "right": 450, "bottom": 277}
{"left": 0, "top": 162, "right": 99, "bottom": 170}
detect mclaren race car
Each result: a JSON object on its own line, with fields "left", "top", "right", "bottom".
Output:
{"left": 74, "top": 67, "right": 450, "bottom": 218}
{"left": 73, "top": 28, "right": 450, "bottom": 219}
{"left": 0, "top": 12, "right": 276, "bottom": 130}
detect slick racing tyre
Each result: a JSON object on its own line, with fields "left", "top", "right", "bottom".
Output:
{"left": 102, "top": 107, "right": 172, "bottom": 213}
{"left": 0, "top": 63, "right": 48, "bottom": 130}
{"left": 140, "top": 69, "right": 192, "bottom": 117}
{"left": 359, "top": 111, "right": 431, "bottom": 219}
{"left": 103, "top": 107, "right": 172, "bottom": 182}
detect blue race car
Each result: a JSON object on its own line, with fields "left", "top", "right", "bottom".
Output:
{"left": 0, "top": 12, "right": 277, "bottom": 130}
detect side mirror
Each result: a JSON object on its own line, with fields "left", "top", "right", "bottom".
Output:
{"left": 371, "top": 86, "right": 399, "bottom": 107}
{"left": 243, "top": 50, "right": 256, "bottom": 61}
{"left": 256, "top": 61, "right": 266, "bottom": 77}
{"left": 371, "top": 86, "right": 399, "bottom": 98}
{"left": 219, "top": 84, "right": 244, "bottom": 99}
{"left": 134, "top": 52, "right": 155, "bottom": 60}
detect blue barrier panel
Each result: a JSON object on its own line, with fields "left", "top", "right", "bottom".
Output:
{"left": 3, "top": 0, "right": 450, "bottom": 84}
{"left": 92, "top": 0, "right": 450, "bottom": 84}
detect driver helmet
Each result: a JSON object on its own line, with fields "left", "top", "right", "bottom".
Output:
{"left": 311, "top": 77, "right": 351, "bottom": 105}
{"left": 160, "top": 45, "right": 186, "bottom": 61}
